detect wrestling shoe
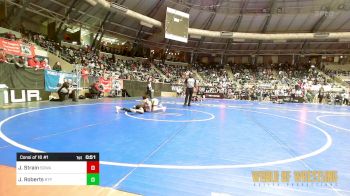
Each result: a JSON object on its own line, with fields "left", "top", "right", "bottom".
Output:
{"left": 115, "top": 106, "right": 121, "bottom": 113}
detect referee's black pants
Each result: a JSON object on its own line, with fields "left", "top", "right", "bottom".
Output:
{"left": 184, "top": 87, "right": 193, "bottom": 106}
{"left": 146, "top": 89, "right": 153, "bottom": 99}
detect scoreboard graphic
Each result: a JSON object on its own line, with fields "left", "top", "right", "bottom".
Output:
{"left": 16, "top": 153, "right": 99, "bottom": 185}
{"left": 165, "top": 7, "right": 189, "bottom": 43}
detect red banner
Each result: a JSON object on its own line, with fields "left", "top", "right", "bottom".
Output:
{"left": 99, "top": 77, "right": 112, "bottom": 93}
{"left": 0, "top": 38, "right": 35, "bottom": 58}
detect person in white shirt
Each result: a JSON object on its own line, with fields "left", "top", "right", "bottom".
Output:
{"left": 146, "top": 76, "right": 154, "bottom": 99}
{"left": 111, "top": 79, "right": 121, "bottom": 97}
{"left": 342, "top": 91, "right": 349, "bottom": 105}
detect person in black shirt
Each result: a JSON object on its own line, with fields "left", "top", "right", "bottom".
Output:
{"left": 51, "top": 80, "right": 77, "bottom": 101}
{"left": 184, "top": 73, "right": 197, "bottom": 106}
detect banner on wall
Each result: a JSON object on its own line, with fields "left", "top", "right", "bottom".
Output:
{"left": 99, "top": 77, "right": 112, "bottom": 93}
{"left": 0, "top": 38, "right": 35, "bottom": 58}
{"left": 204, "top": 93, "right": 224, "bottom": 99}
{"left": 0, "top": 63, "right": 45, "bottom": 89}
{"left": 3, "top": 89, "right": 51, "bottom": 103}
{"left": 111, "top": 78, "right": 124, "bottom": 91}
{"left": 44, "top": 70, "right": 77, "bottom": 92}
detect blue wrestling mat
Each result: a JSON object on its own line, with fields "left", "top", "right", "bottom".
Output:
{"left": 0, "top": 98, "right": 350, "bottom": 195}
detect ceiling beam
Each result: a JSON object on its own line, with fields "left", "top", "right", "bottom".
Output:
{"left": 299, "top": 0, "right": 342, "bottom": 53}
{"left": 115, "top": 0, "right": 144, "bottom": 33}
{"left": 222, "top": 0, "right": 248, "bottom": 62}
{"left": 256, "top": 0, "right": 276, "bottom": 54}
{"left": 48, "top": 0, "right": 152, "bottom": 36}
{"left": 300, "top": 14, "right": 328, "bottom": 53}
{"left": 8, "top": 0, "right": 31, "bottom": 29}
{"left": 92, "top": 11, "right": 111, "bottom": 50}
{"left": 133, "top": 0, "right": 165, "bottom": 44}
{"left": 55, "top": 0, "right": 80, "bottom": 39}
{"left": 193, "top": 0, "right": 219, "bottom": 61}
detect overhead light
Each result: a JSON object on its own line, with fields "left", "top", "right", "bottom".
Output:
{"left": 221, "top": 31, "right": 233, "bottom": 38}
{"left": 110, "top": 2, "right": 128, "bottom": 13}
{"left": 94, "top": 0, "right": 111, "bottom": 8}
{"left": 313, "top": 32, "right": 329, "bottom": 38}
{"left": 140, "top": 21, "right": 153, "bottom": 28}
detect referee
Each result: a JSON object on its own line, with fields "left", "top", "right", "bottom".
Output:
{"left": 184, "top": 73, "right": 196, "bottom": 106}
{"left": 146, "top": 76, "right": 153, "bottom": 99}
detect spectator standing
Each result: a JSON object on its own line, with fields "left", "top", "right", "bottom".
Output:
{"left": 318, "top": 85, "right": 324, "bottom": 103}
{"left": 146, "top": 76, "right": 154, "bottom": 99}
{"left": 53, "top": 61, "right": 62, "bottom": 71}
{"left": 81, "top": 67, "right": 89, "bottom": 87}
{"left": 343, "top": 91, "right": 349, "bottom": 105}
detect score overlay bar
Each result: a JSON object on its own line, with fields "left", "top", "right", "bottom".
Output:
{"left": 16, "top": 153, "right": 99, "bottom": 185}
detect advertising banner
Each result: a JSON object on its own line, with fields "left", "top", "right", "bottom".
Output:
{"left": 44, "top": 70, "right": 77, "bottom": 92}
{"left": 98, "top": 77, "right": 112, "bottom": 93}
{"left": 0, "top": 38, "right": 35, "bottom": 58}
{"left": 3, "top": 89, "right": 51, "bottom": 103}
{"left": 204, "top": 93, "right": 224, "bottom": 99}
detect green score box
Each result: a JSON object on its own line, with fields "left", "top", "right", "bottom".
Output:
{"left": 87, "top": 173, "right": 100, "bottom": 185}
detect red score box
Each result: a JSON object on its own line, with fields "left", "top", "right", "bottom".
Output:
{"left": 87, "top": 161, "right": 100, "bottom": 173}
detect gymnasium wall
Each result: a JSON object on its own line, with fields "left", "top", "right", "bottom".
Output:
{"left": 0, "top": 63, "right": 51, "bottom": 102}
{"left": 324, "top": 64, "right": 350, "bottom": 71}
{"left": 123, "top": 80, "right": 172, "bottom": 97}
{"left": 47, "top": 52, "right": 74, "bottom": 72}
{"left": 0, "top": 63, "right": 44, "bottom": 89}
{"left": 0, "top": 27, "right": 21, "bottom": 38}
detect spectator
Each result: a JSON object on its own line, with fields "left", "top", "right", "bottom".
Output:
{"left": 28, "top": 57, "right": 40, "bottom": 69}
{"left": 0, "top": 49, "right": 8, "bottom": 63}
{"left": 52, "top": 61, "right": 62, "bottom": 71}
{"left": 43, "top": 59, "right": 51, "bottom": 70}
{"left": 343, "top": 91, "right": 349, "bottom": 105}
{"left": 51, "top": 80, "right": 77, "bottom": 102}
{"left": 81, "top": 66, "right": 89, "bottom": 87}
{"left": 89, "top": 81, "right": 103, "bottom": 98}
{"left": 111, "top": 78, "right": 121, "bottom": 97}
{"left": 39, "top": 58, "right": 49, "bottom": 69}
